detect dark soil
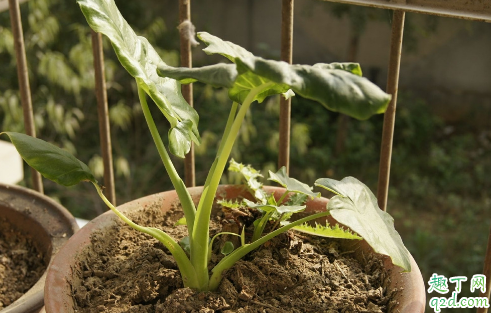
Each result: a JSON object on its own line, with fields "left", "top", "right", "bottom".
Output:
{"left": 0, "top": 217, "right": 46, "bottom": 308}
{"left": 71, "top": 202, "right": 396, "bottom": 313}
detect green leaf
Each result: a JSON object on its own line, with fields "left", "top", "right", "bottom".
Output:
{"left": 217, "top": 199, "right": 244, "bottom": 210}
{"left": 221, "top": 241, "right": 235, "bottom": 255}
{"left": 228, "top": 159, "right": 267, "bottom": 204}
{"left": 268, "top": 167, "right": 320, "bottom": 199}
{"left": 179, "top": 236, "right": 191, "bottom": 255}
{"left": 286, "top": 193, "right": 309, "bottom": 207}
{"left": 168, "top": 120, "right": 193, "bottom": 158}
{"left": 292, "top": 223, "right": 362, "bottom": 240}
{"left": 77, "top": 0, "right": 200, "bottom": 157}
{"left": 175, "top": 217, "right": 187, "bottom": 226}
{"left": 244, "top": 199, "right": 305, "bottom": 215}
{"left": 313, "top": 62, "right": 362, "bottom": 76}
{"left": 1, "top": 132, "right": 96, "bottom": 186}
{"left": 199, "top": 32, "right": 390, "bottom": 120}
{"left": 316, "top": 177, "right": 412, "bottom": 272}
{"left": 158, "top": 32, "right": 388, "bottom": 118}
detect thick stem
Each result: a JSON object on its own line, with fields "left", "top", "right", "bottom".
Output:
{"left": 137, "top": 85, "right": 196, "bottom": 233}
{"left": 191, "top": 83, "right": 273, "bottom": 290}
{"left": 93, "top": 183, "right": 199, "bottom": 288}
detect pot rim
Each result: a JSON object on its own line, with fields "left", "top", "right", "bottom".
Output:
{"left": 0, "top": 183, "right": 79, "bottom": 313}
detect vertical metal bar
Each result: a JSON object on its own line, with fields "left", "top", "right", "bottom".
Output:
{"left": 179, "top": 0, "right": 195, "bottom": 187}
{"left": 377, "top": 10, "right": 405, "bottom": 212}
{"left": 8, "top": 0, "right": 43, "bottom": 193}
{"left": 477, "top": 225, "right": 491, "bottom": 313}
{"left": 278, "top": 0, "right": 294, "bottom": 174}
{"left": 91, "top": 31, "right": 116, "bottom": 205}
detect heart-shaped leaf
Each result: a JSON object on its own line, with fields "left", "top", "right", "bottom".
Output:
{"left": 316, "top": 177, "right": 411, "bottom": 272}
{"left": 167, "top": 32, "right": 389, "bottom": 120}
{"left": 2, "top": 132, "right": 96, "bottom": 186}
{"left": 157, "top": 32, "right": 387, "bottom": 119}
{"left": 77, "top": 0, "right": 200, "bottom": 157}
{"left": 268, "top": 167, "right": 320, "bottom": 199}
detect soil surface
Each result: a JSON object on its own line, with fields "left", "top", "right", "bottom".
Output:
{"left": 0, "top": 217, "right": 46, "bottom": 308}
{"left": 71, "top": 201, "right": 396, "bottom": 313}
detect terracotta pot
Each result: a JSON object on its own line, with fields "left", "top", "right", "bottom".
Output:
{"left": 44, "top": 185, "right": 425, "bottom": 312}
{"left": 0, "top": 183, "right": 79, "bottom": 313}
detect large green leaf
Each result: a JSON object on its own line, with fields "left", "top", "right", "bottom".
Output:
{"left": 1, "top": 132, "right": 96, "bottom": 186}
{"left": 268, "top": 167, "right": 320, "bottom": 199}
{"left": 158, "top": 32, "right": 380, "bottom": 114}
{"left": 196, "top": 32, "right": 390, "bottom": 119}
{"left": 316, "top": 177, "right": 411, "bottom": 272}
{"left": 77, "top": 0, "right": 200, "bottom": 157}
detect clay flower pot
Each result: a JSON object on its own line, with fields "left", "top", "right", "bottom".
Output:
{"left": 0, "top": 183, "right": 79, "bottom": 313}
{"left": 44, "top": 185, "right": 425, "bottom": 312}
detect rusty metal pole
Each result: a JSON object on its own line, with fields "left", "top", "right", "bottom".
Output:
{"left": 179, "top": 0, "right": 195, "bottom": 187}
{"left": 477, "top": 225, "right": 491, "bottom": 313}
{"left": 278, "top": 0, "right": 294, "bottom": 174}
{"left": 91, "top": 31, "right": 116, "bottom": 205}
{"left": 8, "top": 0, "right": 43, "bottom": 193}
{"left": 377, "top": 10, "right": 405, "bottom": 212}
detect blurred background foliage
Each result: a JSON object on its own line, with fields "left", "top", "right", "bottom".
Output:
{"left": 0, "top": 0, "right": 490, "bottom": 311}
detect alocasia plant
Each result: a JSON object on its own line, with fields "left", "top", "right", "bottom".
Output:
{"left": 1, "top": 0, "right": 411, "bottom": 292}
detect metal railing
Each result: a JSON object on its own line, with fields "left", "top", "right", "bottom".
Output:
{"left": 5, "top": 0, "right": 491, "bottom": 311}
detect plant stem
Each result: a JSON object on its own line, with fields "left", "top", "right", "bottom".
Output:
{"left": 208, "top": 210, "right": 331, "bottom": 290}
{"left": 277, "top": 190, "right": 289, "bottom": 205}
{"left": 93, "top": 183, "right": 199, "bottom": 288}
{"left": 137, "top": 85, "right": 196, "bottom": 233}
{"left": 191, "top": 83, "right": 273, "bottom": 290}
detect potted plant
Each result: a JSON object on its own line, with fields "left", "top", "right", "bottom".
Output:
{"left": 0, "top": 183, "right": 78, "bottom": 313}
{"left": 2, "top": 0, "right": 425, "bottom": 311}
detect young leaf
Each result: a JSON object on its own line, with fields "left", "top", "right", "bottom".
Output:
{"left": 286, "top": 193, "right": 309, "bottom": 207}
{"left": 217, "top": 199, "right": 244, "bottom": 210}
{"left": 1, "top": 132, "right": 96, "bottom": 186}
{"left": 243, "top": 199, "right": 305, "bottom": 215}
{"left": 175, "top": 217, "right": 187, "bottom": 226}
{"left": 316, "top": 177, "right": 412, "bottom": 272}
{"left": 228, "top": 159, "right": 267, "bottom": 204}
{"left": 292, "top": 223, "right": 362, "bottom": 240}
{"left": 179, "top": 236, "right": 191, "bottom": 255}
{"left": 77, "top": 0, "right": 200, "bottom": 157}
{"left": 221, "top": 241, "right": 235, "bottom": 256}
{"left": 268, "top": 167, "right": 320, "bottom": 199}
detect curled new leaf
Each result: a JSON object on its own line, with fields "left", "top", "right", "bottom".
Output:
{"left": 2, "top": 132, "right": 96, "bottom": 186}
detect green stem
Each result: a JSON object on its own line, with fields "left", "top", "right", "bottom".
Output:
{"left": 137, "top": 85, "right": 196, "bottom": 234}
{"left": 191, "top": 83, "right": 273, "bottom": 290}
{"left": 208, "top": 231, "right": 242, "bottom": 262}
{"left": 208, "top": 210, "right": 331, "bottom": 290}
{"left": 277, "top": 191, "right": 289, "bottom": 205}
{"left": 252, "top": 211, "right": 274, "bottom": 242}
{"left": 93, "top": 183, "right": 199, "bottom": 288}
